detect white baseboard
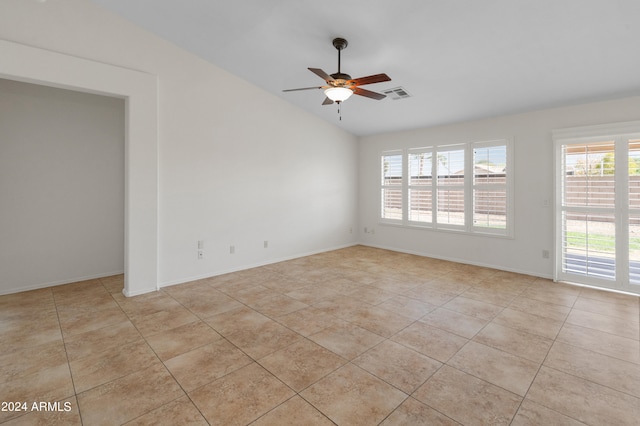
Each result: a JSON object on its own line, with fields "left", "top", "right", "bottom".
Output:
{"left": 122, "top": 285, "right": 158, "bottom": 297}
{"left": 0, "top": 270, "right": 124, "bottom": 296}
{"left": 159, "top": 242, "right": 358, "bottom": 290}
{"left": 358, "top": 242, "right": 553, "bottom": 280}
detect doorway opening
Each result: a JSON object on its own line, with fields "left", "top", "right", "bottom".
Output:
{"left": 0, "top": 78, "right": 125, "bottom": 295}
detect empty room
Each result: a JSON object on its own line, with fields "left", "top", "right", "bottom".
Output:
{"left": 1, "top": 1, "right": 639, "bottom": 425}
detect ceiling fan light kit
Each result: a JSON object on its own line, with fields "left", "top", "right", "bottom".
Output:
{"left": 324, "top": 86, "right": 353, "bottom": 102}
{"left": 283, "top": 37, "right": 391, "bottom": 118}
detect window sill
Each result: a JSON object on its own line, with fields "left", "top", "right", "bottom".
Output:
{"left": 377, "top": 220, "right": 514, "bottom": 239}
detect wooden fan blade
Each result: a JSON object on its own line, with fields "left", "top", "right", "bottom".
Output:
{"left": 348, "top": 73, "right": 391, "bottom": 86}
{"left": 322, "top": 97, "right": 334, "bottom": 105}
{"left": 353, "top": 87, "right": 386, "bottom": 100}
{"left": 282, "top": 86, "right": 323, "bottom": 92}
{"left": 308, "top": 68, "right": 335, "bottom": 83}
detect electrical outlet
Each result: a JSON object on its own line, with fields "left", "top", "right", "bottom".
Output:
{"left": 264, "top": 240, "right": 268, "bottom": 249}
{"left": 197, "top": 250, "right": 204, "bottom": 260}
{"left": 542, "top": 249, "right": 550, "bottom": 259}
{"left": 230, "top": 245, "right": 235, "bottom": 254}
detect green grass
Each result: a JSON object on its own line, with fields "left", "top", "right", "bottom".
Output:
{"left": 566, "top": 231, "right": 640, "bottom": 253}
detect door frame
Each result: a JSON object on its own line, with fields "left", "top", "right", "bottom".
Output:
{"left": 553, "top": 120, "right": 640, "bottom": 294}
{"left": 0, "top": 40, "right": 159, "bottom": 296}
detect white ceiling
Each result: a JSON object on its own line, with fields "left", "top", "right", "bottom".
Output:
{"left": 89, "top": 0, "right": 640, "bottom": 137}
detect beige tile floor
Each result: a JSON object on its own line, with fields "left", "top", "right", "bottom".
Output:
{"left": 1, "top": 245, "right": 639, "bottom": 425}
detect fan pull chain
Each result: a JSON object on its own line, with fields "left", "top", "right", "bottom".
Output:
{"left": 337, "top": 101, "right": 342, "bottom": 121}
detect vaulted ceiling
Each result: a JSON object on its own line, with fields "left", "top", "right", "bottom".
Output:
{"left": 89, "top": 0, "right": 640, "bottom": 136}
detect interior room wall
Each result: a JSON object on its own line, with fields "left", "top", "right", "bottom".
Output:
{"left": 0, "top": 78, "right": 125, "bottom": 294}
{"left": 0, "top": 0, "right": 358, "bottom": 293}
{"left": 359, "top": 96, "right": 640, "bottom": 278}
{"left": 10, "top": 1, "right": 638, "bottom": 291}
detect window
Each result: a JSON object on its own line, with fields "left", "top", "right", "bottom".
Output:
{"left": 629, "top": 139, "right": 640, "bottom": 284}
{"left": 560, "top": 141, "right": 617, "bottom": 281}
{"left": 554, "top": 121, "right": 640, "bottom": 294}
{"left": 381, "top": 151, "right": 403, "bottom": 221}
{"left": 473, "top": 143, "right": 508, "bottom": 233}
{"left": 408, "top": 149, "right": 433, "bottom": 224}
{"left": 380, "top": 139, "right": 512, "bottom": 237}
{"left": 436, "top": 146, "right": 466, "bottom": 227}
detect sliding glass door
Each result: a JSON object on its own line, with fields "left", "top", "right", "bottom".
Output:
{"left": 629, "top": 139, "right": 640, "bottom": 285}
{"left": 555, "top": 123, "right": 640, "bottom": 294}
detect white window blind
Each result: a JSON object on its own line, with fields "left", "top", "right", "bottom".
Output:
{"left": 473, "top": 144, "right": 508, "bottom": 231}
{"left": 436, "top": 147, "right": 465, "bottom": 227}
{"left": 379, "top": 139, "right": 512, "bottom": 237}
{"left": 408, "top": 149, "right": 433, "bottom": 224}
{"left": 381, "top": 151, "right": 403, "bottom": 221}
{"left": 560, "top": 142, "right": 617, "bottom": 281}
{"left": 629, "top": 139, "right": 640, "bottom": 284}
{"left": 554, "top": 121, "right": 640, "bottom": 294}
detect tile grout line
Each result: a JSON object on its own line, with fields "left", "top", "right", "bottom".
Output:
{"left": 12, "top": 247, "right": 636, "bottom": 425}
{"left": 188, "top": 269, "right": 432, "bottom": 424}
{"left": 507, "top": 321, "right": 565, "bottom": 421}
{"left": 512, "top": 289, "right": 595, "bottom": 426}
{"left": 51, "top": 286, "right": 85, "bottom": 426}
{"left": 445, "top": 281, "right": 531, "bottom": 425}
{"left": 132, "top": 288, "right": 218, "bottom": 424}
{"left": 159, "top": 279, "right": 341, "bottom": 424}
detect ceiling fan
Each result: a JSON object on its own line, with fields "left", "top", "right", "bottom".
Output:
{"left": 283, "top": 38, "right": 391, "bottom": 106}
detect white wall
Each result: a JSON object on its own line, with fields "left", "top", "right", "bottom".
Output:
{"left": 0, "top": 0, "right": 358, "bottom": 293}
{"left": 0, "top": 79, "right": 125, "bottom": 294}
{"left": 10, "top": 1, "right": 636, "bottom": 290}
{"left": 359, "top": 96, "right": 640, "bottom": 278}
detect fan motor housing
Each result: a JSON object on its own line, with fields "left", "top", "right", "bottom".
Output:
{"left": 330, "top": 72, "right": 352, "bottom": 81}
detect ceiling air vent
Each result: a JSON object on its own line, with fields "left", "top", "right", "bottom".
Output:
{"left": 383, "top": 87, "right": 411, "bottom": 100}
